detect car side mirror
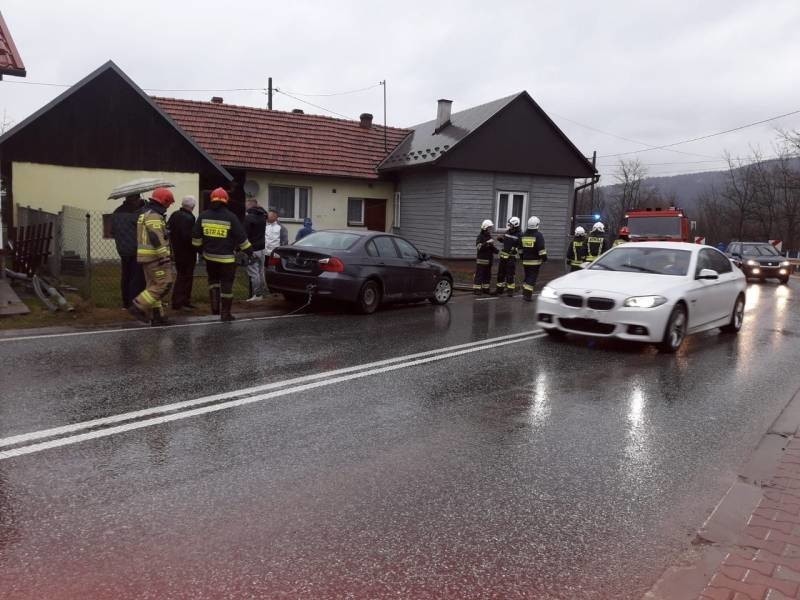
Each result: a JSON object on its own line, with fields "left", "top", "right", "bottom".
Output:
{"left": 419, "top": 252, "right": 430, "bottom": 261}
{"left": 697, "top": 268, "right": 719, "bottom": 280}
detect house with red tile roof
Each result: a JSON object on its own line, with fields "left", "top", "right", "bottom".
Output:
{"left": 0, "top": 11, "right": 26, "bottom": 79}
{"left": 0, "top": 60, "right": 596, "bottom": 260}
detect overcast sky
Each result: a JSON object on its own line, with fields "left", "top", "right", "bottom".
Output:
{"left": 2, "top": 0, "right": 800, "bottom": 184}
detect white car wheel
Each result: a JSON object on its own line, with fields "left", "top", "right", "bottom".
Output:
{"left": 658, "top": 304, "right": 687, "bottom": 353}
{"left": 721, "top": 294, "right": 745, "bottom": 334}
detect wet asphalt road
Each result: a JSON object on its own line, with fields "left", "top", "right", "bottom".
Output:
{"left": 1, "top": 282, "right": 800, "bottom": 599}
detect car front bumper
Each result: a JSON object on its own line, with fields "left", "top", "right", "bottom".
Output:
{"left": 742, "top": 264, "right": 790, "bottom": 279}
{"left": 536, "top": 296, "right": 673, "bottom": 343}
{"left": 266, "top": 269, "right": 363, "bottom": 302}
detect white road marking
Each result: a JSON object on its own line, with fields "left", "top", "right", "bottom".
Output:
{"left": 0, "top": 329, "right": 543, "bottom": 449}
{"left": 0, "top": 332, "right": 547, "bottom": 461}
{"left": 0, "top": 313, "right": 308, "bottom": 343}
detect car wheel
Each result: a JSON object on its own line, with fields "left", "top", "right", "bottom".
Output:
{"left": 658, "top": 304, "right": 687, "bottom": 353}
{"left": 429, "top": 276, "right": 453, "bottom": 305}
{"left": 780, "top": 277, "right": 789, "bottom": 285}
{"left": 356, "top": 280, "right": 381, "bottom": 314}
{"left": 283, "top": 292, "right": 307, "bottom": 306}
{"left": 721, "top": 293, "right": 745, "bottom": 334}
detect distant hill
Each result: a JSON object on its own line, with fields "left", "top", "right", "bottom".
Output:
{"left": 598, "top": 157, "right": 800, "bottom": 212}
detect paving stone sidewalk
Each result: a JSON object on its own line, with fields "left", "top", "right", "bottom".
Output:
{"left": 700, "top": 436, "right": 800, "bottom": 599}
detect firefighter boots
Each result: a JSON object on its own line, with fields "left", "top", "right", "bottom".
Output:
{"left": 209, "top": 287, "right": 221, "bottom": 315}
{"left": 220, "top": 297, "right": 236, "bottom": 322}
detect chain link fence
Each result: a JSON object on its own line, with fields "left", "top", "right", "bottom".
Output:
{"left": 16, "top": 205, "right": 249, "bottom": 308}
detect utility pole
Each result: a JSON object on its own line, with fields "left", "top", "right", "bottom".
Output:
{"left": 268, "top": 77, "right": 273, "bottom": 110}
{"left": 589, "top": 150, "right": 597, "bottom": 211}
{"left": 380, "top": 80, "right": 387, "bottom": 153}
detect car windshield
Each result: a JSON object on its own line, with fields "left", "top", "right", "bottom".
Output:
{"left": 742, "top": 244, "right": 779, "bottom": 256}
{"left": 628, "top": 217, "right": 682, "bottom": 237}
{"left": 590, "top": 247, "right": 692, "bottom": 276}
{"left": 293, "top": 231, "right": 360, "bottom": 250}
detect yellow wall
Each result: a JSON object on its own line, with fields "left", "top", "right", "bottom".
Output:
{"left": 11, "top": 162, "right": 199, "bottom": 219}
{"left": 245, "top": 172, "right": 396, "bottom": 239}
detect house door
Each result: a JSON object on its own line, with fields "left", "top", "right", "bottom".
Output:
{"left": 364, "top": 199, "right": 386, "bottom": 231}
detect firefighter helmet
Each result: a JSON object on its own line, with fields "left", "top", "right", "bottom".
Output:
{"left": 481, "top": 219, "right": 494, "bottom": 230}
{"left": 151, "top": 187, "right": 175, "bottom": 207}
{"left": 527, "top": 216, "right": 541, "bottom": 230}
{"left": 575, "top": 226, "right": 586, "bottom": 236}
{"left": 592, "top": 221, "right": 605, "bottom": 232}
{"left": 508, "top": 216, "right": 521, "bottom": 228}
{"left": 210, "top": 187, "right": 229, "bottom": 204}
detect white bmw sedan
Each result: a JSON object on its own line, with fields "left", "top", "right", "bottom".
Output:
{"left": 536, "top": 242, "right": 747, "bottom": 352}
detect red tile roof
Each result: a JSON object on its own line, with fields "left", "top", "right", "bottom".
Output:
{"left": 154, "top": 97, "right": 410, "bottom": 180}
{"left": 0, "top": 12, "right": 25, "bottom": 78}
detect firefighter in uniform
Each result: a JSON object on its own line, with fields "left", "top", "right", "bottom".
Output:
{"left": 520, "top": 216, "right": 547, "bottom": 302}
{"left": 566, "top": 226, "right": 588, "bottom": 271}
{"left": 613, "top": 226, "right": 630, "bottom": 247}
{"left": 128, "top": 187, "right": 175, "bottom": 326}
{"left": 492, "top": 216, "right": 522, "bottom": 296}
{"left": 192, "top": 188, "right": 252, "bottom": 321}
{"left": 586, "top": 222, "right": 609, "bottom": 261}
{"left": 473, "top": 219, "right": 498, "bottom": 295}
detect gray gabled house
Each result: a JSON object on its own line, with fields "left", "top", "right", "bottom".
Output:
{"left": 378, "top": 92, "right": 597, "bottom": 259}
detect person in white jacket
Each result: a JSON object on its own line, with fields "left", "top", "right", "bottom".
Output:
{"left": 264, "top": 209, "right": 289, "bottom": 256}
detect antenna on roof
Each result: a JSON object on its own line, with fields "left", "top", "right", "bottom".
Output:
{"left": 380, "top": 80, "right": 387, "bottom": 153}
{"left": 268, "top": 77, "right": 273, "bottom": 110}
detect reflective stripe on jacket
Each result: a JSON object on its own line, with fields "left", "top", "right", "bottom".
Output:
{"left": 520, "top": 230, "right": 547, "bottom": 266}
{"left": 567, "top": 238, "right": 587, "bottom": 266}
{"left": 586, "top": 235, "right": 608, "bottom": 260}
{"left": 192, "top": 206, "right": 252, "bottom": 263}
{"left": 136, "top": 203, "right": 170, "bottom": 264}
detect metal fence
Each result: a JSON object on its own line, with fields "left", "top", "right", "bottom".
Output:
{"left": 15, "top": 204, "right": 249, "bottom": 308}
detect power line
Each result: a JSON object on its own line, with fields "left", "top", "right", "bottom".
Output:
{"left": 1, "top": 79, "right": 265, "bottom": 93}
{"left": 550, "top": 110, "right": 718, "bottom": 160}
{"left": 273, "top": 88, "right": 354, "bottom": 120}
{"left": 276, "top": 83, "right": 382, "bottom": 97}
{"left": 599, "top": 108, "right": 800, "bottom": 158}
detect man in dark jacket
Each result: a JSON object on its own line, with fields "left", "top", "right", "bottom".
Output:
{"left": 473, "top": 219, "right": 498, "bottom": 295}
{"left": 110, "top": 193, "right": 145, "bottom": 309}
{"left": 167, "top": 196, "right": 197, "bottom": 311}
{"left": 492, "top": 216, "right": 522, "bottom": 296}
{"left": 520, "top": 216, "right": 547, "bottom": 302}
{"left": 244, "top": 198, "right": 267, "bottom": 301}
{"left": 295, "top": 217, "right": 315, "bottom": 242}
{"left": 192, "top": 188, "right": 252, "bottom": 321}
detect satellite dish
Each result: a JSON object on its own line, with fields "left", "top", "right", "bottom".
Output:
{"left": 243, "top": 180, "right": 260, "bottom": 198}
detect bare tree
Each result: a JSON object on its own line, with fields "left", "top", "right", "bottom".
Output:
{"left": 607, "top": 159, "right": 651, "bottom": 234}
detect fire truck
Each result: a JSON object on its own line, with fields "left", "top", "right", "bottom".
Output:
{"left": 624, "top": 207, "right": 693, "bottom": 242}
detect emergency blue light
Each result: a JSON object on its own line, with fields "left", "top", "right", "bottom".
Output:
{"left": 594, "top": 214, "right": 601, "bottom": 220}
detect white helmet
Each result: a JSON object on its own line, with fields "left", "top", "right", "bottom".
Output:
{"left": 527, "top": 216, "right": 541, "bottom": 230}
{"left": 508, "top": 216, "right": 521, "bottom": 228}
{"left": 574, "top": 226, "right": 586, "bottom": 236}
{"left": 481, "top": 219, "right": 494, "bottom": 230}
{"left": 592, "top": 222, "right": 605, "bottom": 233}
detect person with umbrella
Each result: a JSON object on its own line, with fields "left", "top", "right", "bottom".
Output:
{"left": 110, "top": 193, "right": 146, "bottom": 309}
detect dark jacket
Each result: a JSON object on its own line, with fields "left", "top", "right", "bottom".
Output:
{"left": 475, "top": 229, "right": 498, "bottom": 261}
{"left": 295, "top": 218, "right": 315, "bottom": 242}
{"left": 586, "top": 231, "right": 609, "bottom": 260}
{"left": 244, "top": 205, "right": 267, "bottom": 250}
{"left": 167, "top": 208, "right": 197, "bottom": 262}
{"left": 520, "top": 229, "right": 547, "bottom": 265}
{"left": 497, "top": 225, "right": 522, "bottom": 258}
{"left": 192, "top": 203, "right": 252, "bottom": 264}
{"left": 110, "top": 199, "right": 144, "bottom": 257}
{"left": 567, "top": 235, "right": 588, "bottom": 266}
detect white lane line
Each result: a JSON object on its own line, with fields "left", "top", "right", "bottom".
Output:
{"left": 475, "top": 297, "right": 499, "bottom": 301}
{"left": 0, "top": 313, "right": 308, "bottom": 343}
{"left": 0, "top": 329, "right": 543, "bottom": 449}
{"left": 0, "top": 332, "right": 547, "bottom": 461}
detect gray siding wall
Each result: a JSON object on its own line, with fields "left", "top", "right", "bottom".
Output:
{"left": 447, "top": 170, "right": 573, "bottom": 259}
{"left": 397, "top": 171, "right": 447, "bottom": 256}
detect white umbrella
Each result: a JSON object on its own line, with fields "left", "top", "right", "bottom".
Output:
{"left": 108, "top": 178, "right": 175, "bottom": 200}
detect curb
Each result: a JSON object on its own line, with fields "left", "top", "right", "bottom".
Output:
{"left": 644, "top": 386, "right": 800, "bottom": 599}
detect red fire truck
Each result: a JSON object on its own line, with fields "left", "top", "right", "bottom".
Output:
{"left": 624, "top": 207, "right": 693, "bottom": 242}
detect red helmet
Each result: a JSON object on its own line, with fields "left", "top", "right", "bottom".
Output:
{"left": 619, "top": 226, "right": 630, "bottom": 236}
{"left": 151, "top": 187, "right": 175, "bottom": 207}
{"left": 210, "top": 187, "right": 229, "bottom": 203}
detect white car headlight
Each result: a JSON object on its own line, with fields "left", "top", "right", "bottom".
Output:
{"left": 541, "top": 286, "right": 559, "bottom": 300}
{"left": 623, "top": 295, "right": 667, "bottom": 308}
{"left": 745, "top": 260, "right": 758, "bottom": 266}
{"left": 781, "top": 260, "right": 791, "bottom": 267}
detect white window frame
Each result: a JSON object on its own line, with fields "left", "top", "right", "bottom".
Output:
{"left": 347, "top": 197, "right": 365, "bottom": 226}
{"left": 268, "top": 185, "right": 311, "bottom": 222}
{"left": 495, "top": 191, "right": 528, "bottom": 231}
{"left": 393, "top": 192, "right": 401, "bottom": 229}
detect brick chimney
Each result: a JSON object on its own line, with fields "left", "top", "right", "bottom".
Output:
{"left": 359, "top": 113, "right": 373, "bottom": 128}
{"left": 292, "top": 109, "right": 304, "bottom": 114}
{"left": 211, "top": 96, "right": 224, "bottom": 104}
